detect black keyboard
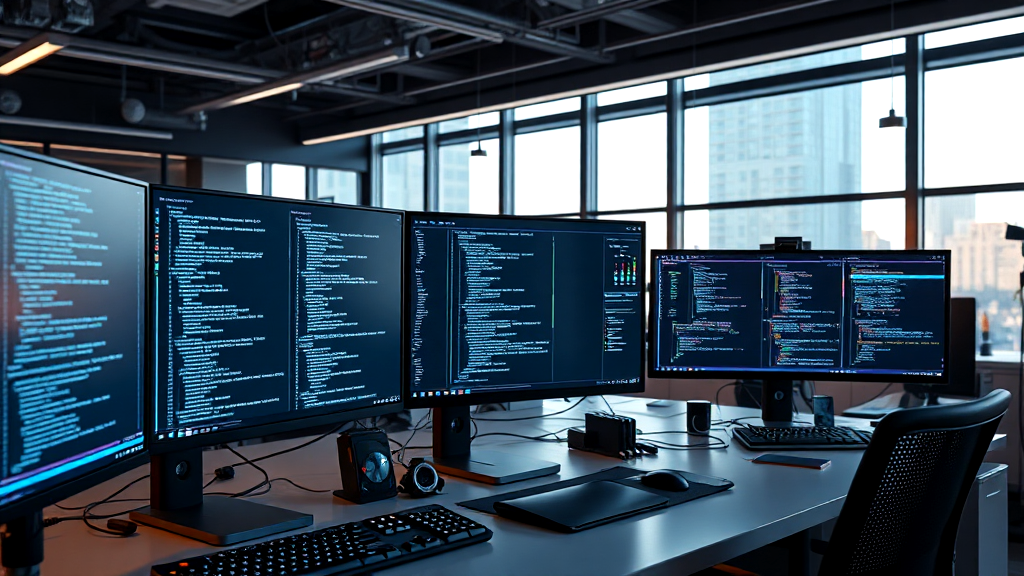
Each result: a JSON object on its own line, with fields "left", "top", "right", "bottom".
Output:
{"left": 734, "top": 425, "right": 873, "bottom": 450}
{"left": 150, "top": 504, "right": 492, "bottom": 576}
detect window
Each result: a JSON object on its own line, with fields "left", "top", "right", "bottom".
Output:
{"left": 924, "top": 192, "right": 1024, "bottom": 352}
{"left": 597, "top": 82, "right": 667, "bottom": 107}
{"left": 439, "top": 140, "right": 499, "bottom": 214}
{"left": 924, "top": 15, "right": 1024, "bottom": 48}
{"left": 684, "top": 40, "right": 905, "bottom": 90}
{"left": 597, "top": 114, "right": 666, "bottom": 211}
{"left": 924, "top": 57, "right": 1024, "bottom": 188}
{"left": 514, "top": 127, "right": 580, "bottom": 215}
{"left": 382, "top": 151, "right": 424, "bottom": 210}
{"left": 684, "top": 76, "right": 905, "bottom": 205}
{"left": 683, "top": 198, "right": 904, "bottom": 250}
{"left": 270, "top": 164, "right": 306, "bottom": 200}
{"left": 439, "top": 112, "right": 499, "bottom": 134}
{"left": 382, "top": 126, "right": 423, "bottom": 143}
{"left": 246, "top": 162, "right": 263, "bottom": 195}
{"left": 515, "top": 97, "right": 581, "bottom": 121}
{"left": 317, "top": 169, "right": 359, "bottom": 205}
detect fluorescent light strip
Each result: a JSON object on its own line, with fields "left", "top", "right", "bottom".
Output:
{"left": 226, "top": 82, "right": 304, "bottom": 107}
{"left": 0, "top": 34, "right": 68, "bottom": 76}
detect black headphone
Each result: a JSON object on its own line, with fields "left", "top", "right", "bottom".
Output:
{"left": 398, "top": 458, "right": 444, "bottom": 498}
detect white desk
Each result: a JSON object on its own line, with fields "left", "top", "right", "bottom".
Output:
{"left": 31, "top": 397, "right": 990, "bottom": 575}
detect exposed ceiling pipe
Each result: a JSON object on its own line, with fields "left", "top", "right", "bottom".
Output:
{"left": 537, "top": 0, "right": 672, "bottom": 30}
{"left": 322, "top": 0, "right": 613, "bottom": 64}
{"left": 0, "top": 115, "right": 173, "bottom": 139}
{"left": 0, "top": 32, "right": 408, "bottom": 105}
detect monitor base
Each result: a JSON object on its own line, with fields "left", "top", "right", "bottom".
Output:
{"left": 426, "top": 450, "right": 560, "bottom": 485}
{"left": 130, "top": 496, "right": 312, "bottom": 546}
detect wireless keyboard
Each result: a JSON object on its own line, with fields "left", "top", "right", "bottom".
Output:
{"left": 733, "top": 425, "right": 872, "bottom": 451}
{"left": 150, "top": 504, "right": 491, "bottom": 576}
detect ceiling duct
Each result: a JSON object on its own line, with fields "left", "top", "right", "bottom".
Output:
{"left": 122, "top": 98, "right": 206, "bottom": 131}
{"left": 145, "top": 0, "right": 268, "bottom": 18}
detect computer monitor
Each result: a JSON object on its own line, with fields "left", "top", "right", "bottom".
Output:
{"left": 649, "top": 249, "right": 951, "bottom": 425}
{"left": 406, "top": 213, "right": 646, "bottom": 484}
{"left": 0, "top": 145, "right": 147, "bottom": 569}
{"left": 133, "top": 186, "right": 404, "bottom": 545}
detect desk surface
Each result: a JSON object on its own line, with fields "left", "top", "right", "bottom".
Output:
{"left": 34, "top": 399, "right": 901, "bottom": 575}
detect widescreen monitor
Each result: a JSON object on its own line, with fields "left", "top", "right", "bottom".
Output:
{"left": 0, "top": 145, "right": 147, "bottom": 526}
{"left": 150, "top": 186, "right": 405, "bottom": 452}
{"left": 405, "top": 213, "right": 645, "bottom": 483}
{"left": 649, "top": 250, "right": 951, "bottom": 383}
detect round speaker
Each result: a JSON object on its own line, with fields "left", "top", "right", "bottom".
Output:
{"left": 362, "top": 451, "right": 391, "bottom": 483}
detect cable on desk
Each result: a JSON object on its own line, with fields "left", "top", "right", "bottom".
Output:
{"left": 205, "top": 445, "right": 271, "bottom": 498}
{"left": 600, "top": 396, "right": 615, "bottom": 415}
{"left": 393, "top": 411, "right": 432, "bottom": 466}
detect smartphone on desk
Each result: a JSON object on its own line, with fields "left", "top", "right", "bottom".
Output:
{"left": 752, "top": 454, "right": 831, "bottom": 470}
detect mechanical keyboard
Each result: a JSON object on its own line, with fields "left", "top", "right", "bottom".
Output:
{"left": 733, "top": 425, "right": 873, "bottom": 451}
{"left": 150, "top": 504, "right": 492, "bottom": 576}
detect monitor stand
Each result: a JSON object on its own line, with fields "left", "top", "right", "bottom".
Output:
{"left": 129, "top": 449, "right": 312, "bottom": 546}
{"left": 424, "top": 406, "right": 560, "bottom": 485}
{"left": 1, "top": 510, "right": 43, "bottom": 576}
{"left": 761, "top": 379, "right": 797, "bottom": 428}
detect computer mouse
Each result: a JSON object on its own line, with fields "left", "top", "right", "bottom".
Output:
{"left": 641, "top": 470, "right": 690, "bottom": 492}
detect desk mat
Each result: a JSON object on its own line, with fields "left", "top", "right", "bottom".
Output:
{"left": 458, "top": 466, "right": 733, "bottom": 515}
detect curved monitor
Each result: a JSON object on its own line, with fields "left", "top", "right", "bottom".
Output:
{"left": 405, "top": 213, "right": 646, "bottom": 408}
{"left": 0, "top": 146, "right": 147, "bottom": 524}
{"left": 150, "top": 186, "right": 404, "bottom": 453}
{"left": 649, "top": 250, "right": 951, "bottom": 383}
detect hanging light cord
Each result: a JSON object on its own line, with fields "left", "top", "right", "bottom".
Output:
{"left": 889, "top": 0, "right": 896, "bottom": 111}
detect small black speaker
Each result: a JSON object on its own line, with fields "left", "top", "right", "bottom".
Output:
{"left": 334, "top": 429, "right": 397, "bottom": 504}
{"left": 687, "top": 400, "right": 711, "bottom": 434}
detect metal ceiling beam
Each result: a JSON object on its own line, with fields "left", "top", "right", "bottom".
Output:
{"left": 322, "top": 0, "right": 613, "bottom": 63}
{"left": 537, "top": 0, "right": 673, "bottom": 30}
{"left": 542, "top": 0, "right": 679, "bottom": 34}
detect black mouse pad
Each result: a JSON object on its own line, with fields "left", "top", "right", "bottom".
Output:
{"left": 458, "top": 466, "right": 733, "bottom": 517}
{"left": 492, "top": 481, "right": 669, "bottom": 533}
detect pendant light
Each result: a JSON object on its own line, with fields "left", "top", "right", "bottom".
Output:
{"left": 879, "top": 0, "right": 906, "bottom": 128}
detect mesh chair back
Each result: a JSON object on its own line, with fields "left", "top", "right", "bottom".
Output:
{"left": 819, "top": 389, "right": 1009, "bottom": 576}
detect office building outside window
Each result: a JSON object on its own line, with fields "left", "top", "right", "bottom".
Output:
{"left": 382, "top": 151, "right": 424, "bottom": 210}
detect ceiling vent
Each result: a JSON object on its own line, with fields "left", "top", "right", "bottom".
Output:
{"left": 146, "top": 0, "right": 269, "bottom": 18}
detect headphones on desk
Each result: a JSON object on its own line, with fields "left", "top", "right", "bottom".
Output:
{"left": 398, "top": 458, "right": 445, "bottom": 498}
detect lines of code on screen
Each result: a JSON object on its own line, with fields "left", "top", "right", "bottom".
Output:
{"left": 410, "top": 217, "right": 644, "bottom": 398}
{"left": 153, "top": 190, "right": 402, "bottom": 439}
{"left": 653, "top": 253, "right": 948, "bottom": 378}
{"left": 0, "top": 153, "right": 144, "bottom": 504}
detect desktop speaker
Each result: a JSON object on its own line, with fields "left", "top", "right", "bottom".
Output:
{"left": 334, "top": 429, "right": 397, "bottom": 504}
{"left": 686, "top": 401, "right": 711, "bottom": 434}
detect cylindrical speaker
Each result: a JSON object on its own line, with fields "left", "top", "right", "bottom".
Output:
{"left": 687, "top": 400, "right": 711, "bottom": 434}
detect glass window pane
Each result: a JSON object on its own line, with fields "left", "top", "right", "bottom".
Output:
{"left": 246, "top": 162, "right": 263, "bottom": 195}
{"left": 684, "top": 41, "right": 904, "bottom": 90}
{"left": 317, "top": 169, "right": 359, "bottom": 205}
{"left": 925, "top": 57, "right": 1024, "bottom": 188}
{"left": 598, "top": 211, "right": 666, "bottom": 281}
{"left": 598, "top": 113, "right": 666, "bottom": 210}
{"left": 597, "top": 82, "right": 667, "bottom": 107}
{"left": 49, "top": 145, "right": 167, "bottom": 183}
{"left": 271, "top": 163, "right": 306, "bottom": 200}
{"left": 925, "top": 16, "right": 1024, "bottom": 48}
{"left": 514, "top": 127, "right": 580, "bottom": 215}
{"left": 683, "top": 198, "right": 905, "bottom": 250}
{"left": 515, "top": 97, "right": 581, "bottom": 121}
{"left": 439, "top": 140, "right": 499, "bottom": 214}
{"left": 924, "top": 192, "right": 1024, "bottom": 352}
{"left": 684, "top": 77, "right": 905, "bottom": 205}
{"left": 382, "top": 126, "right": 424, "bottom": 143}
{"left": 382, "top": 151, "right": 424, "bottom": 210}
{"left": 439, "top": 112, "right": 500, "bottom": 134}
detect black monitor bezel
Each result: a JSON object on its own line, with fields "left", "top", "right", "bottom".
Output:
{"left": 0, "top": 144, "right": 150, "bottom": 525}
{"left": 403, "top": 211, "right": 647, "bottom": 409}
{"left": 148, "top": 185, "right": 405, "bottom": 455}
{"left": 647, "top": 248, "right": 953, "bottom": 384}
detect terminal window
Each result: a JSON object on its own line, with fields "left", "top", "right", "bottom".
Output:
{"left": 653, "top": 252, "right": 948, "bottom": 377}
{"left": 410, "top": 217, "right": 644, "bottom": 397}
{"left": 153, "top": 190, "right": 403, "bottom": 440}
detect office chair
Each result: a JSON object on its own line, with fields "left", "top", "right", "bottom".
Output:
{"left": 818, "top": 389, "right": 1009, "bottom": 576}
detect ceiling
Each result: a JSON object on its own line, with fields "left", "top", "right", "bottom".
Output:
{"left": 0, "top": 0, "right": 1022, "bottom": 146}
